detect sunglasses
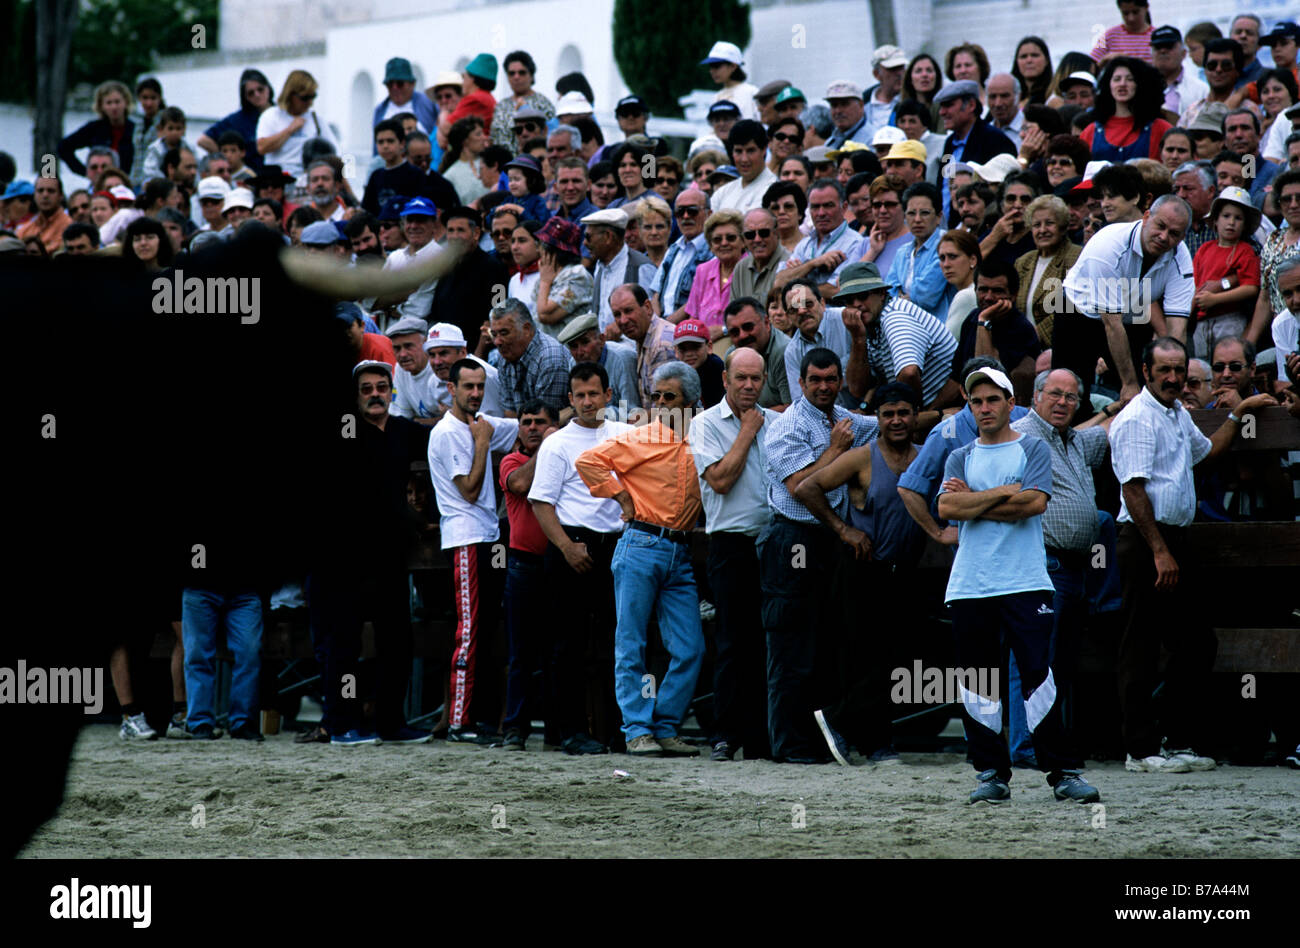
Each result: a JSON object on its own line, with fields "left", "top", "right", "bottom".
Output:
{"left": 649, "top": 390, "right": 681, "bottom": 402}
{"left": 675, "top": 205, "right": 703, "bottom": 217}
{"left": 1204, "top": 60, "right": 1235, "bottom": 71}
{"left": 1046, "top": 157, "right": 1075, "bottom": 167}
{"left": 1211, "top": 361, "right": 1247, "bottom": 373}
{"left": 871, "top": 200, "right": 900, "bottom": 209}
{"left": 742, "top": 228, "right": 772, "bottom": 240}
{"left": 359, "top": 382, "right": 391, "bottom": 395}
{"left": 771, "top": 132, "right": 800, "bottom": 143}
{"left": 726, "top": 321, "right": 759, "bottom": 337}
{"left": 1280, "top": 192, "right": 1300, "bottom": 204}
{"left": 655, "top": 176, "right": 679, "bottom": 186}
{"left": 513, "top": 124, "right": 539, "bottom": 135}
{"left": 711, "top": 233, "right": 740, "bottom": 243}
{"left": 295, "top": 92, "right": 317, "bottom": 101}
{"left": 491, "top": 229, "right": 513, "bottom": 239}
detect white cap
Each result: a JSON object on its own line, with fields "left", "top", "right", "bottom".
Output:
{"left": 423, "top": 322, "right": 468, "bottom": 351}
{"left": 109, "top": 184, "right": 136, "bottom": 202}
{"left": 555, "top": 91, "right": 594, "bottom": 116}
{"left": 353, "top": 359, "right": 393, "bottom": 380}
{"left": 700, "top": 41, "right": 743, "bottom": 66}
{"left": 221, "top": 188, "right": 253, "bottom": 213}
{"left": 1082, "top": 159, "right": 1110, "bottom": 182}
{"left": 1062, "top": 71, "right": 1097, "bottom": 89}
{"left": 580, "top": 207, "right": 630, "bottom": 230}
{"left": 964, "top": 367, "right": 1014, "bottom": 397}
{"left": 966, "top": 153, "right": 1023, "bottom": 184}
{"left": 197, "top": 176, "right": 231, "bottom": 200}
{"left": 871, "top": 126, "right": 907, "bottom": 147}
{"left": 431, "top": 70, "right": 462, "bottom": 90}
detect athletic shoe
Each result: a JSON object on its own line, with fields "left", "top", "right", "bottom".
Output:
{"left": 968, "top": 769, "right": 1011, "bottom": 804}
{"left": 699, "top": 599, "right": 717, "bottom": 621}
{"left": 229, "top": 724, "right": 264, "bottom": 742}
{"left": 813, "top": 709, "right": 849, "bottom": 766}
{"left": 119, "top": 713, "right": 156, "bottom": 741}
{"left": 1285, "top": 746, "right": 1299, "bottom": 769}
{"left": 626, "top": 735, "right": 663, "bottom": 757}
{"left": 380, "top": 726, "right": 432, "bottom": 745}
{"left": 446, "top": 727, "right": 494, "bottom": 745}
{"left": 1052, "top": 773, "right": 1101, "bottom": 803}
{"left": 183, "top": 723, "right": 218, "bottom": 740}
{"left": 166, "top": 713, "right": 188, "bottom": 740}
{"left": 1125, "top": 753, "right": 1191, "bottom": 773}
{"left": 710, "top": 741, "right": 735, "bottom": 762}
{"left": 867, "top": 746, "right": 902, "bottom": 764}
{"left": 657, "top": 735, "right": 700, "bottom": 757}
{"left": 1165, "top": 747, "right": 1217, "bottom": 771}
{"left": 560, "top": 733, "right": 607, "bottom": 755}
{"left": 294, "top": 725, "right": 330, "bottom": 744}
{"left": 330, "top": 729, "right": 380, "bottom": 746}
{"left": 499, "top": 729, "right": 526, "bottom": 751}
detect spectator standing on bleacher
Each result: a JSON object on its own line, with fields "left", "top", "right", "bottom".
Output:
{"left": 1108, "top": 336, "right": 1276, "bottom": 773}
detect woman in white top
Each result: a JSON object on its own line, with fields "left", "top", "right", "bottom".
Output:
{"left": 439, "top": 116, "right": 490, "bottom": 206}
{"left": 701, "top": 41, "right": 759, "bottom": 120}
{"left": 937, "top": 229, "right": 980, "bottom": 340}
{"left": 507, "top": 220, "right": 543, "bottom": 317}
{"left": 255, "top": 70, "right": 338, "bottom": 178}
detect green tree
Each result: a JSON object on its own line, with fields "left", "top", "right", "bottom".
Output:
{"left": 613, "top": 0, "right": 752, "bottom": 117}
{"left": 70, "top": 0, "right": 220, "bottom": 88}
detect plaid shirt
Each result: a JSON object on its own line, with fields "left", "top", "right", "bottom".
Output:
{"left": 1011, "top": 409, "right": 1108, "bottom": 552}
{"left": 765, "top": 396, "right": 877, "bottom": 523}
{"left": 497, "top": 330, "right": 572, "bottom": 415}
{"left": 635, "top": 315, "right": 679, "bottom": 407}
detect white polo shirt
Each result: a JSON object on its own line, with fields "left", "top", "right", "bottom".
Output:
{"left": 1109, "top": 386, "right": 1211, "bottom": 528}
{"left": 527, "top": 419, "right": 634, "bottom": 532}
{"left": 1063, "top": 220, "right": 1193, "bottom": 324}
{"left": 710, "top": 167, "right": 779, "bottom": 214}
{"left": 428, "top": 411, "right": 519, "bottom": 549}
{"left": 689, "top": 399, "right": 780, "bottom": 536}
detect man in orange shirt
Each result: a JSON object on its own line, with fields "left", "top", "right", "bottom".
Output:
{"left": 576, "top": 361, "right": 706, "bottom": 758}
{"left": 17, "top": 177, "right": 71, "bottom": 254}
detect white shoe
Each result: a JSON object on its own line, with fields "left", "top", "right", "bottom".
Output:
{"left": 699, "top": 599, "right": 717, "bottom": 622}
{"left": 1166, "top": 747, "right": 1217, "bottom": 771}
{"left": 1125, "top": 753, "right": 1190, "bottom": 773}
{"left": 119, "top": 713, "right": 157, "bottom": 741}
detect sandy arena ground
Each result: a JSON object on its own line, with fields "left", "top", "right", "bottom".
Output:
{"left": 20, "top": 723, "right": 1299, "bottom": 858}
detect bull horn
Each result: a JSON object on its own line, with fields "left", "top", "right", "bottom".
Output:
{"left": 279, "top": 240, "right": 465, "bottom": 300}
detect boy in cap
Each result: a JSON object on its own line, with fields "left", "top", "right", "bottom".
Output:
{"left": 674, "top": 318, "right": 725, "bottom": 408}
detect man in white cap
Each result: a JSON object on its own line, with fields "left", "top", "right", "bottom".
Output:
{"left": 871, "top": 125, "right": 906, "bottom": 160}
{"left": 555, "top": 91, "right": 595, "bottom": 125}
{"left": 195, "top": 175, "right": 230, "bottom": 233}
{"left": 424, "top": 321, "right": 503, "bottom": 416}
{"left": 824, "top": 80, "right": 870, "bottom": 150}
{"left": 864, "top": 44, "right": 908, "bottom": 140}
{"left": 220, "top": 187, "right": 254, "bottom": 233}
{"left": 701, "top": 41, "right": 759, "bottom": 120}
{"left": 1056, "top": 72, "right": 1096, "bottom": 110}
{"left": 936, "top": 365, "right": 1101, "bottom": 806}
{"left": 581, "top": 207, "right": 656, "bottom": 336}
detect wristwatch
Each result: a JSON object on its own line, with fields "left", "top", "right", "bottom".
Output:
{"left": 977, "top": 320, "right": 992, "bottom": 330}
{"left": 1220, "top": 276, "right": 1232, "bottom": 290}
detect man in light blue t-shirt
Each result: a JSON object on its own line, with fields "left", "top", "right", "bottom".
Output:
{"left": 936, "top": 366, "right": 1100, "bottom": 806}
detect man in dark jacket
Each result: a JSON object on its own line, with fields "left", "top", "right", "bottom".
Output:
{"left": 937, "top": 80, "right": 1016, "bottom": 226}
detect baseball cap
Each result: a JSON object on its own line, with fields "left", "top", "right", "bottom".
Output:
{"left": 755, "top": 79, "right": 793, "bottom": 101}
{"left": 706, "top": 165, "right": 741, "bottom": 185}
{"left": 197, "top": 176, "right": 231, "bottom": 200}
{"left": 580, "top": 207, "right": 630, "bottom": 230}
{"left": 615, "top": 95, "right": 648, "bottom": 115}
{"left": 1262, "top": 21, "right": 1300, "bottom": 46}
{"left": 708, "top": 100, "right": 742, "bottom": 120}
{"left": 1054, "top": 176, "right": 1086, "bottom": 200}
{"left": 557, "top": 313, "right": 598, "bottom": 345}
{"left": 934, "top": 80, "right": 982, "bottom": 105}
{"left": 700, "top": 41, "right": 743, "bottom": 67}
{"left": 335, "top": 302, "right": 365, "bottom": 325}
{"left": 831, "top": 261, "right": 892, "bottom": 300}
{"left": 825, "top": 80, "right": 863, "bottom": 100}
{"left": 1149, "top": 25, "right": 1182, "bottom": 47}
{"left": 3, "top": 180, "right": 34, "bottom": 199}
{"left": 1071, "top": 160, "right": 1111, "bottom": 192}
{"left": 221, "top": 188, "right": 253, "bottom": 213}
{"left": 804, "top": 145, "right": 834, "bottom": 164}
{"left": 774, "top": 86, "right": 806, "bottom": 107}
{"left": 512, "top": 106, "right": 547, "bottom": 125}
{"left": 423, "top": 322, "right": 468, "bottom": 351}
{"left": 826, "top": 141, "right": 870, "bottom": 162}
{"left": 383, "top": 57, "right": 417, "bottom": 83}
{"left": 353, "top": 359, "right": 393, "bottom": 381}
{"left": 965, "top": 367, "right": 1014, "bottom": 397}
{"left": 674, "top": 319, "right": 711, "bottom": 346}
{"left": 871, "top": 126, "right": 907, "bottom": 148}
{"left": 378, "top": 196, "right": 409, "bottom": 222}
{"left": 872, "top": 45, "right": 907, "bottom": 70}
{"left": 1060, "top": 71, "right": 1097, "bottom": 90}
{"left": 967, "top": 153, "right": 1023, "bottom": 183}
{"left": 109, "top": 184, "right": 137, "bottom": 203}
{"left": 555, "top": 91, "right": 594, "bottom": 115}
{"left": 384, "top": 316, "right": 430, "bottom": 338}
{"left": 301, "top": 220, "right": 343, "bottom": 245}
{"left": 884, "top": 140, "right": 928, "bottom": 164}
{"left": 400, "top": 196, "right": 438, "bottom": 218}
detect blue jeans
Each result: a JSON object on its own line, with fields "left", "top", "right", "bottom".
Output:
{"left": 182, "top": 588, "right": 262, "bottom": 730}
{"left": 610, "top": 529, "right": 704, "bottom": 741}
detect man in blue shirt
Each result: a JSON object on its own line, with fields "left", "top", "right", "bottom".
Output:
{"left": 937, "top": 366, "right": 1099, "bottom": 805}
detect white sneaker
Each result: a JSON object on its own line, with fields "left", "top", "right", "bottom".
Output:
{"left": 699, "top": 599, "right": 717, "bottom": 622}
{"left": 1125, "top": 753, "right": 1191, "bottom": 773}
{"left": 119, "top": 713, "right": 157, "bottom": 741}
{"left": 1166, "top": 747, "right": 1217, "bottom": 771}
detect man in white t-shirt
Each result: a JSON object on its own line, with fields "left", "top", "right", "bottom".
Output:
{"left": 378, "top": 197, "right": 444, "bottom": 320}
{"left": 527, "top": 361, "right": 635, "bottom": 753}
{"left": 385, "top": 316, "right": 441, "bottom": 423}
{"left": 709, "top": 121, "right": 779, "bottom": 214}
{"left": 427, "top": 358, "right": 519, "bottom": 744}
{"left": 423, "top": 322, "right": 502, "bottom": 416}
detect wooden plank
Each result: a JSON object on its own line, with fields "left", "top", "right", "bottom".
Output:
{"left": 1212, "top": 628, "right": 1300, "bottom": 673}
{"left": 1189, "top": 407, "right": 1300, "bottom": 451}
{"left": 1184, "top": 522, "right": 1300, "bottom": 567}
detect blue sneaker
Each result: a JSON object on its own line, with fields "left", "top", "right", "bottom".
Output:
{"left": 379, "top": 726, "right": 432, "bottom": 745}
{"left": 969, "top": 769, "right": 1011, "bottom": 804}
{"left": 330, "top": 729, "right": 381, "bottom": 746}
{"left": 867, "top": 746, "right": 901, "bottom": 764}
{"left": 813, "top": 709, "right": 849, "bottom": 766}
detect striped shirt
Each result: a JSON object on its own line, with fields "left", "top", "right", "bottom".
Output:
{"left": 1011, "top": 409, "right": 1109, "bottom": 552}
{"left": 1090, "top": 24, "right": 1155, "bottom": 64}
{"left": 864, "top": 297, "right": 959, "bottom": 407}
{"left": 496, "top": 330, "right": 572, "bottom": 416}
{"left": 764, "top": 396, "right": 877, "bottom": 523}
{"left": 1109, "top": 386, "right": 1212, "bottom": 528}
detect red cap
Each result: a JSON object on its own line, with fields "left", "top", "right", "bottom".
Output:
{"left": 674, "top": 319, "right": 711, "bottom": 345}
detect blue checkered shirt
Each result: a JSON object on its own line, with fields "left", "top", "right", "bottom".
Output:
{"left": 765, "top": 396, "right": 878, "bottom": 523}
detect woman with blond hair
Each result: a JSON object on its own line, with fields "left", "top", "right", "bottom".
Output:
{"left": 58, "top": 80, "right": 135, "bottom": 180}
{"left": 255, "top": 70, "right": 338, "bottom": 177}
{"left": 684, "top": 209, "right": 745, "bottom": 339}
{"left": 635, "top": 195, "right": 673, "bottom": 269}
{"left": 1014, "top": 195, "right": 1081, "bottom": 347}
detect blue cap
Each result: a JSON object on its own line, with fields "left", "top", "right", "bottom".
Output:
{"left": 3, "top": 180, "right": 34, "bottom": 199}
{"left": 400, "top": 196, "right": 438, "bottom": 218}
{"left": 378, "top": 196, "right": 409, "bottom": 221}
{"left": 335, "top": 302, "right": 365, "bottom": 325}
{"left": 301, "top": 220, "right": 344, "bottom": 245}
{"left": 707, "top": 101, "right": 742, "bottom": 119}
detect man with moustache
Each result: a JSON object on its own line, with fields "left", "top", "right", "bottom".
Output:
{"left": 557, "top": 314, "right": 639, "bottom": 411}
{"left": 424, "top": 322, "right": 503, "bottom": 417}
{"left": 724, "top": 297, "right": 790, "bottom": 409}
